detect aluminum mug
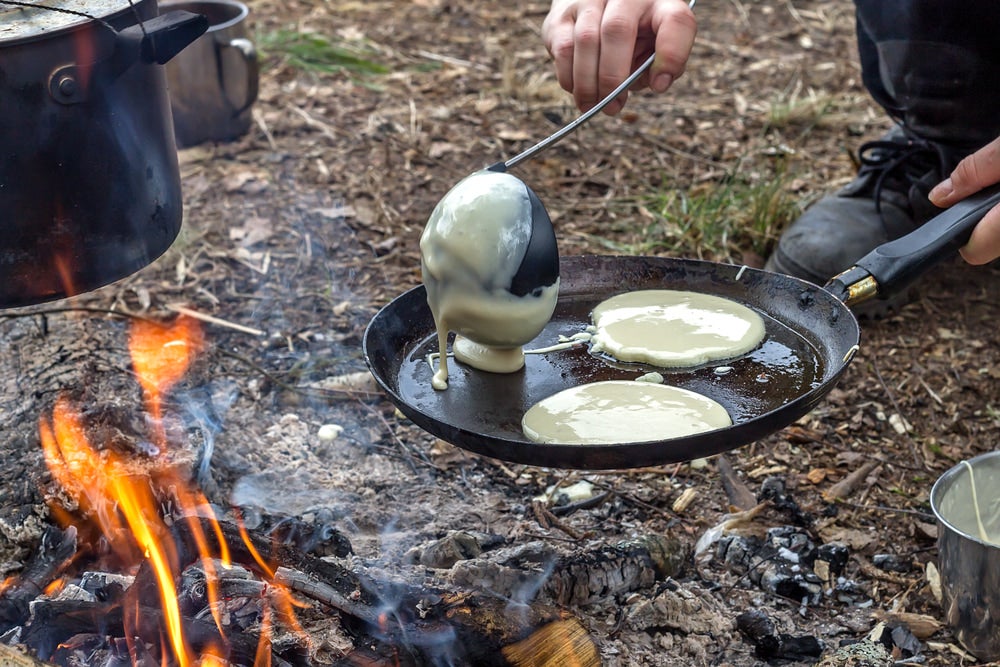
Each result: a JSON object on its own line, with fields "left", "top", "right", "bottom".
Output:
{"left": 930, "top": 450, "right": 1000, "bottom": 661}
{"left": 161, "top": 0, "right": 258, "bottom": 147}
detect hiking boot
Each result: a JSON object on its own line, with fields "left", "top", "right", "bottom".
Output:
{"left": 764, "top": 126, "right": 968, "bottom": 309}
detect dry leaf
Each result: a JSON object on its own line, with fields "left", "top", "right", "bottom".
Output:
{"left": 871, "top": 611, "right": 942, "bottom": 640}
{"left": 428, "top": 141, "right": 456, "bottom": 158}
{"left": 806, "top": 467, "right": 829, "bottom": 484}
{"left": 474, "top": 98, "right": 499, "bottom": 114}
{"left": 230, "top": 216, "right": 273, "bottom": 247}
{"left": 913, "top": 520, "right": 938, "bottom": 541}
{"left": 818, "top": 526, "right": 876, "bottom": 551}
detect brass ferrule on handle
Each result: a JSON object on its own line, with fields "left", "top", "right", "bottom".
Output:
{"left": 842, "top": 275, "right": 879, "bottom": 307}
{"left": 824, "top": 265, "right": 879, "bottom": 308}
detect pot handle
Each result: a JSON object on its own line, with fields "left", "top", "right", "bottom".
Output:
{"left": 111, "top": 10, "right": 209, "bottom": 77}
{"left": 221, "top": 37, "right": 260, "bottom": 116}
{"left": 824, "top": 182, "right": 1000, "bottom": 306}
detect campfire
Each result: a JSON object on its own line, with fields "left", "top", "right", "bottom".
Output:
{"left": 0, "top": 313, "right": 601, "bottom": 667}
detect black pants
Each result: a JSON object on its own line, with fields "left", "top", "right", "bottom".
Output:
{"left": 855, "top": 1, "right": 1000, "bottom": 149}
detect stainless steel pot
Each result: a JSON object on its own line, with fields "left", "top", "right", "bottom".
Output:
{"left": 161, "top": 0, "right": 259, "bottom": 148}
{"left": 931, "top": 451, "right": 1000, "bottom": 662}
{"left": 0, "top": 0, "right": 207, "bottom": 308}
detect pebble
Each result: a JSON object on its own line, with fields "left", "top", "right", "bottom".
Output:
{"left": 318, "top": 424, "right": 344, "bottom": 441}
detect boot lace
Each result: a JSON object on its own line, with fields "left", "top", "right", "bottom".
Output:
{"left": 856, "top": 128, "right": 955, "bottom": 217}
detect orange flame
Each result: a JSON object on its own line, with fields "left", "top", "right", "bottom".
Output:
{"left": 40, "top": 397, "right": 191, "bottom": 665}
{"left": 37, "top": 313, "right": 313, "bottom": 666}
{"left": 253, "top": 604, "right": 272, "bottom": 667}
{"left": 129, "top": 315, "right": 204, "bottom": 433}
{"left": 43, "top": 578, "right": 66, "bottom": 597}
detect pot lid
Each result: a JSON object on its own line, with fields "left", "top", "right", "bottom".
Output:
{"left": 0, "top": 0, "right": 137, "bottom": 44}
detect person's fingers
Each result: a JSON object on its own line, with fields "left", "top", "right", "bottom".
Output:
{"left": 960, "top": 205, "right": 1000, "bottom": 265}
{"left": 649, "top": 0, "right": 696, "bottom": 92}
{"left": 542, "top": 0, "right": 696, "bottom": 114}
{"left": 597, "top": 0, "right": 640, "bottom": 115}
{"left": 542, "top": 1, "right": 578, "bottom": 95}
{"left": 571, "top": 0, "right": 606, "bottom": 112}
{"left": 929, "top": 136, "right": 1000, "bottom": 207}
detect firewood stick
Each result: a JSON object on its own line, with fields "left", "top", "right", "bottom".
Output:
{"left": 273, "top": 566, "right": 380, "bottom": 625}
{"left": 501, "top": 619, "right": 600, "bottom": 667}
{"left": 531, "top": 500, "right": 584, "bottom": 540}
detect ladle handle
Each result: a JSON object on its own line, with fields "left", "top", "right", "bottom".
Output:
{"left": 489, "top": 0, "right": 697, "bottom": 173}
{"left": 826, "top": 182, "right": 1000, "bottom": 306}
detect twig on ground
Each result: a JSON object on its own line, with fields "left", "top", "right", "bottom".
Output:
{"left": 358, "top": 400, "right": 443, "bottom": 473}
{"left": 214, "top": 347, "right": 382, "bottom": 400}
{"left": 166, "top": 304, "right": 265, "bottom": 337}
{"left": 531, "top": 500, "right": 585, "bottom": 541}
{"left": 823, "top": 460, "right": 881, "bottom": 502}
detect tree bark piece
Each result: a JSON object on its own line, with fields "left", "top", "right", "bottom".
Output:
{"left": 717, "top": 454, "right": 757, "bottom": 511}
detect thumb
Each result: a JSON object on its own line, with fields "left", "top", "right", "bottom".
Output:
{"left": 929, "top": 136, "right": 1000, "bottom": 207}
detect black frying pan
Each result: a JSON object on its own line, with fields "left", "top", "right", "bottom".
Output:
{"left": 363, "top": 184, "right": 1000, "bottom": 469}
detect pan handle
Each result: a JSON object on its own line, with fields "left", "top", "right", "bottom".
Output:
{"left": 825, "top": 182, "right": 1000, "bottom": 306}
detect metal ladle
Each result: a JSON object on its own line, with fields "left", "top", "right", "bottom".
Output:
{"left": 497, "top": 0, "right": 696, "bottom": 296}
{"left": 488, "top": 54, "right": 655, "bottom": 175}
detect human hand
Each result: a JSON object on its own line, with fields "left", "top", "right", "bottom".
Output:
{"left": 929, "top": 136, "right": 1000, "bottom": 265}
{"left": 542, "top": 0, "right": 697, "bottom": 116}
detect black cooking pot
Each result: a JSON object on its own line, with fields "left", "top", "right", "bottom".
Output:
{"left": 0, "top": 0, "right": 208, "bottom": 308}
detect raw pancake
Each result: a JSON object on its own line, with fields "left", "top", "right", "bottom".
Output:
{"left": 591, "top": 289, "right": 765, "bottom": 368}
{"left": 453, "top": 335, "right": 525, "bottom": 373}
{"left": 522, "top": 380, "right": 732, "bottom": 445}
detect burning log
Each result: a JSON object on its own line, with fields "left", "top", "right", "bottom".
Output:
{"left": 21, "top": 598, "right": 283, "bottom": 666}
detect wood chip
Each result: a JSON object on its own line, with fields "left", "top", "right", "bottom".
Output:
{"left": 671, "top": 487, "right": 699, "bottom": 514}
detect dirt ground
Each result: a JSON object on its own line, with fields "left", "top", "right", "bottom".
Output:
{"left": 5, "top": 0, "right": 1000, "bottom": 665}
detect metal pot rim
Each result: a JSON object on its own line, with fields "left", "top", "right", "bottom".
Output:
{"left": 930, "top": 450, "right": 1000, "bottom": 547}
{"left": 0, "top": 0, "right": 147, "bottom": 45}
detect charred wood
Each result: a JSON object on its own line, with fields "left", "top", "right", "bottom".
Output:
{"left": 0, "top": 525, "right": 78, "bottom": 631}
{"left": 450, "top": 534, "right": 689, "bottom": 607}
{"left": 161, "top": 517, "right": 598, "bottom": 666}
{"left": 19, "top": 597, "right": 284, "bottom": 665}
{"left": 544, "top": 534, "right": 689, "bottom": 606}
